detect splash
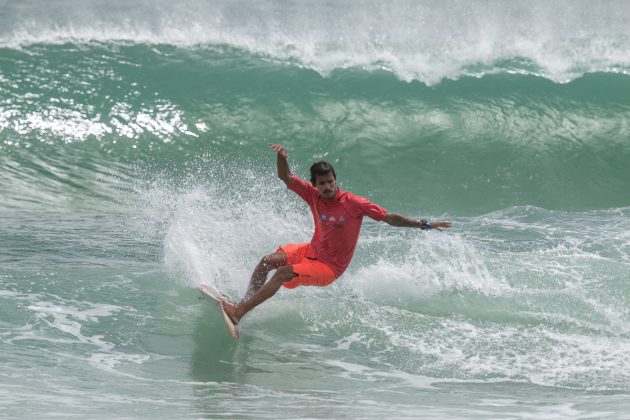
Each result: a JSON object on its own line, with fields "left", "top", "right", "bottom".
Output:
{"left": 2, "top": 0, "right": 630, "bottom": 83}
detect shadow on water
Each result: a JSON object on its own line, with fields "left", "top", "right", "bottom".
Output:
{"left": 189, "top": 301, "right": 242, "bottom": 383}
{"left": 189, "top": 301, "right": 282, "bottom": 418}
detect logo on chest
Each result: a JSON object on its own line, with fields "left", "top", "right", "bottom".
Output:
{"left": 320, "top": 213, "right": 346, "bottom": 227}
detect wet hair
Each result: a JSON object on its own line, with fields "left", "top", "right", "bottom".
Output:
{"left": 310, "top": 161, "right": 336, "bottom": 185}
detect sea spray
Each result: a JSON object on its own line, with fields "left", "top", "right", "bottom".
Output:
{"left": 2, "top": 1, "right": 630, "bottom": 417}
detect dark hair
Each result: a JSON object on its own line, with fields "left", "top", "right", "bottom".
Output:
{"left": 310, "top": 161, "right": 336, "bottom": 185}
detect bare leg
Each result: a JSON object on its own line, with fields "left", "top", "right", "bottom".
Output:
{"left": 223, "top": 266, "right": 296, "bottom": 325}
{"left": 244, "top": 252, "right": 286, "bottom": 301}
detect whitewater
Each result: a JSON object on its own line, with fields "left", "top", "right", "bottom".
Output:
{"left": 1, "top": 1, "right": 630, "bottom": 418}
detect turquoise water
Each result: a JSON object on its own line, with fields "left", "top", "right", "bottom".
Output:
{"left": 1, "top": 1, "right": 630, "bottom": 418}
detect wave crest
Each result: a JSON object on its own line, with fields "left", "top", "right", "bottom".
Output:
{"left": 2, "top": 0, "right": 630, "bottom": 84}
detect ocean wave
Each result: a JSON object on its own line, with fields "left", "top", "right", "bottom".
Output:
{"left": 2, "top": 0, "right": 630, "bottom": 84}
{"left": 1, "top": 42, "right": 629, "bottom": 213}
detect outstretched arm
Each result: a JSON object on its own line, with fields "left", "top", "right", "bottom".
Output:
{"left": 384, "top": 213, "right": 452, "bottom": 231}
{"left": 268, "top": 144, "right": 292, "bottom": 187}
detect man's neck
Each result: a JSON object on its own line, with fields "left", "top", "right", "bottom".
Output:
{"left": 322, "top": 187, "right": 340, "bottom": 202}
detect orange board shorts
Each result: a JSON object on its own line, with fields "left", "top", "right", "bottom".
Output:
{"left": 276, "top": 243, "right": 337, "bottom": 289}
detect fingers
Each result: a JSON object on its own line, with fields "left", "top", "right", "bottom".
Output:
{"left": 430, "top": 221, "right": 453, "bottom": 230}
{"left": 268, "top": 143, "right": 287, "bottom": 157}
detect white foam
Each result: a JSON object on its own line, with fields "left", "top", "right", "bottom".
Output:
{"left": 88, "top": 352, "right": 151, "bottom": 372}
{"left": 147, "top": 163, "right": 506, "bottom": 304}
{"left": 345, "top": 232, "right": 509, "bottom": 302}
{"left": 2, "top": 0, "right": 630, "bottom": 84}
{"left": 136, "top": 163, "right": 312, "bottom": 298}
{"left": 363, "top": 311, "right": 630, "bottom": 391}
{"left": 4, "top": 291, "right": 130, "bottom": 352}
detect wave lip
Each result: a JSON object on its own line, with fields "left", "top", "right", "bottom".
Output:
{"left": 2, "top": 0, "right": 630, "bottom": 84}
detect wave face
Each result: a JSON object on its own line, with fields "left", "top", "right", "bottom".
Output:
{"left": 1, "top": 1, "right": 630, "bottom": 418}
{"left": 1, "top": 44, "right": 629, "bottom": 214}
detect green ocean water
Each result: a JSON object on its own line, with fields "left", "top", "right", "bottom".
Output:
{"left": 2, "top": 1, "right": 630, "bottom": 418}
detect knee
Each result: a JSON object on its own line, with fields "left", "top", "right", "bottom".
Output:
{"left": 259, "top": 253, "right": 285, "bottom": 270}
{"left": 272, "top": 266, "right": 296, "bottom": 284}
{"left": 258, "top": 255, "right": 274, "bottom": 270}
{"left": 277, "top": 265, "right": 294, "bottom": 276}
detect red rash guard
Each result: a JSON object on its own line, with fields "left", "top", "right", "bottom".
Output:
{"left": 288, "top": 176, "right": 388, "bottom": 278}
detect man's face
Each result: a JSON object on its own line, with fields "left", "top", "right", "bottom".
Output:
{"left": 315, "top": 172, "right": 338, "bottom": 199}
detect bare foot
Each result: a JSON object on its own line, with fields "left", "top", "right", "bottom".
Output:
{"left": 221, "top": 301, "right": 241, "bottom": 325}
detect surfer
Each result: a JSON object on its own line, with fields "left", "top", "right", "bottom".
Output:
{"left": 221, "top": 144, "right": 452, "bottom": 325}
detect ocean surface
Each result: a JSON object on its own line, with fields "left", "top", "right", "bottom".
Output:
{"left": 1, "top": 1, "right": 630, "bottom": 418}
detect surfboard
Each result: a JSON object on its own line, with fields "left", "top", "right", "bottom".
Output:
{"left": 198, "top": 283, "right": 240, "bottom": 340}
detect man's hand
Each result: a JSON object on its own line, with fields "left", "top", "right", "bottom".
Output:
{"left": 269, "top": 144, "right": 291, "bottom": 186}
{"left": 430, "top": 221, "right": 452, "bottom": 231}
{"left": 268, "top": 144, "right": 287, "bottom": 158}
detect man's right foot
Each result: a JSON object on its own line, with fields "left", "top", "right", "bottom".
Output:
{"left": 218, "top": 291, "right": 235, "bottom": 306}
{"left": 221, "top": 301, "right": 241, "bottom": 326}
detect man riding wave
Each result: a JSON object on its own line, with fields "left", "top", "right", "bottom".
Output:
{"left": 221, "top": 144, "right": 452, "bottom": 324}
